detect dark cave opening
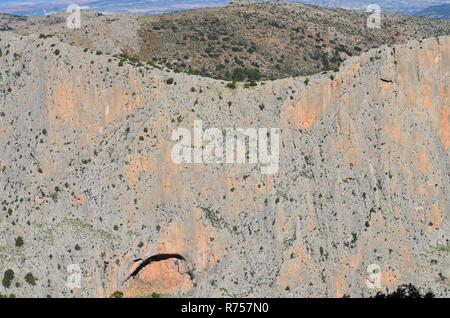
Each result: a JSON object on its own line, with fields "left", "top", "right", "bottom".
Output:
{"left": 124, "top": 253, "right": 186, "bottom": 284}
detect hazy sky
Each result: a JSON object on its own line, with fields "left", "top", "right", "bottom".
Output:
{"left": 0, "top": 0, "right": 225, "bottom": 15}
{"left": 0, "top": 0, "right": 448, "bottom": 15}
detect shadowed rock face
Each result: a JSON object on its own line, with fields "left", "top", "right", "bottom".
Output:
{"left": 0, "top": 31, "right": 448, "bottom": 298}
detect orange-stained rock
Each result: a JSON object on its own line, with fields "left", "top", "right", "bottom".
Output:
{"left": 0, "top": 31, "right": 449, "bottom": 299}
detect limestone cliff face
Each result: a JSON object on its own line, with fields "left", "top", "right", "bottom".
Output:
{"left": 0, "top": 32, "right": 448, "bottom": 297}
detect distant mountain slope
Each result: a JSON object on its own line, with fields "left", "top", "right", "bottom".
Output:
{"left": 300, "top": 0, "right": 450, "bottom": 15}
{"left": 135, "top": 2, "right": 450, "bottom": 80}
{"left": 3, "top": 2, "right": 450, "bottom": 81}
{"left": 415, "top": 4, "right": 450, "bottom": 19}
{"left": 1, "top": 0, "right": 450, "bottom": 16}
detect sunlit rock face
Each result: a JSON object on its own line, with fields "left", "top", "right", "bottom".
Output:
{"left": 0, "top": 32, "right": 448, "bottom": 298}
